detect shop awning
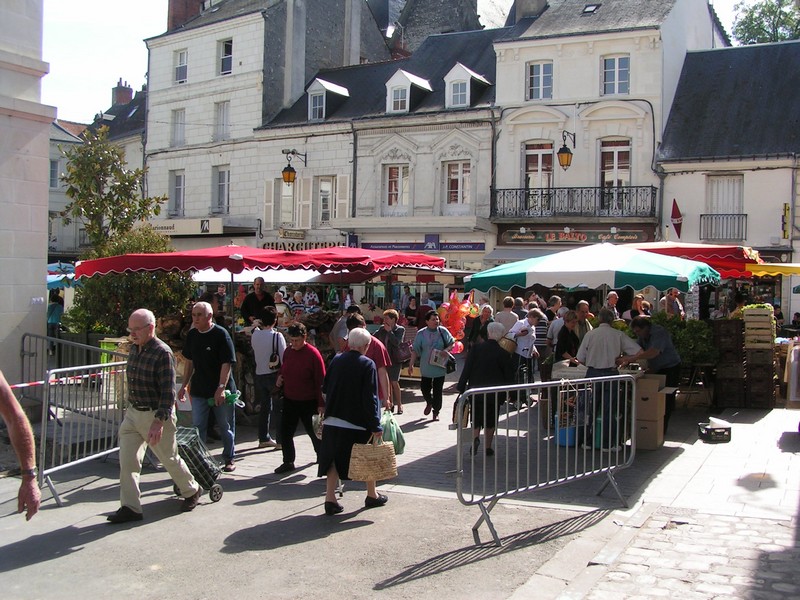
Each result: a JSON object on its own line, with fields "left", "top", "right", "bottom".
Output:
{"left": 482, "top": 247, "right": 558, "bottom": 263}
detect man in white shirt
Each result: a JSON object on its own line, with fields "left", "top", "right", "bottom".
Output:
{"left": 546, "top": 306, "right": 570, "bottom": 351}
{"left": 420, "top": 292, "right": 436, "bottom": 310}
{"left": 576, "top": 308, "right": 641, "bottom": 451}
{"left": 508, "top": 309, "right": 542, "bottom": 382}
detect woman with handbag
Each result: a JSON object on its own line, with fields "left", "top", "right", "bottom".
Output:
{"left": 251, "top": 307, "right": 286, "bottom": 449}
{"left": 319, "top": 327, "right": 385, "bottom": 515}
{"left": 408, "top": 310, "right": 455, "bottom": 421}
{"left": 374, "top": 309, "right": 406, "bottom": 414}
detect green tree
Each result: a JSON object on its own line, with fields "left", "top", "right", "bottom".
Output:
{"left": 60, "top": 126, "right": 164, "bottom": 248}
{"left": 64, "top": 226, "right": 196, "bottom": 335}
{"left": 59, "top": 127, "right": 194, "bottom": 335}
{"left": 732, "top": 0, "right": 800, "bottom": 44}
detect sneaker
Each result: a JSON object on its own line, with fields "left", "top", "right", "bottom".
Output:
{"left": 274, "top": 463, "right": 296, "bottom": 474}
{"left": 364, "top": 493, "right": 388, "bottom": 508}
{"left": 106, "top": 506, "right": 143, "bottom": 524}
{"left": 181, "top": 489, "right": 202, "bottom": 512}
{"left": 324, "top": 501, "right": 344, "bottom": 516}
{"left": 423, "top": 403, "right": 432, "bottom": 416}
{"left": 223, "top": 461, "right": 236, "bottom": 472}
{"left": 258, "top": 440, "right": 278, "bottom": 449}
{"left": 432, "top": 412, "right": 440, "bottom": 421}
{"left": 486, "top": 448, "right": 495, "bottom": 457}
{"left": 601, "top": 445, "right": 622, "bottom": 453}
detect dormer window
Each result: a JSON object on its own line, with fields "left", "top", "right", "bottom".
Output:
{"left": 306, "top": 78, "right": 349, "bottom": 121}
{"left": 451, "top": 82, "right": 467, "bottom": 107}
{"left": 309, "top": 92, "right": 325, "bottom": 120}
{"left": 443, "top": 62, "right": 491, "bottom": 109}
{"left": 391, "top": 87, "right": 407, "bottom": 112}
{"left": 583, "top": 3, "right": 601, "bottom": 14}
{"left": 385, "top": 69, "right": 432, "bottom": 114}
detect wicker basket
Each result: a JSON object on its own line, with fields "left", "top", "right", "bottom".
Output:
{"left": 348, "top": 434, "right": 398, "bottom": 482}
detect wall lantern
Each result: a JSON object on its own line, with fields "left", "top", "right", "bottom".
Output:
{"left": 556, "top": 130, "right": 576, "bottom": 171}
{"left": 281, "top": 148, "right": 308, "bottom": 184}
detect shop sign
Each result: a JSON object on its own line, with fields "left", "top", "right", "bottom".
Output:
{"left": 502, "top": 229, "right": 647, "bottom": 244}
{"left": 148, "top": 218, "right": 223, "bottom": 236}
{"left": 361, "top": 242, "right": 485, "bottom": 251}
{"left": 279, "top": 228, "right": 306, "bottom": 240}
{"left": 261, "top": 241, "right": 343, "bottom": 251}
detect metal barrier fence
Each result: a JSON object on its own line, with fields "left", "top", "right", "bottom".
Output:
{"left": 455, "top": 374, "right": 636, "bottom": 546}
{"left": 17, "top": 334, "right": 129, "bottom": 506}
{"left": 39, "top": 362, "right": 128, "bottom": 505}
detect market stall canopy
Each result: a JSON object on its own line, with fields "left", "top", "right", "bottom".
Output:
{"left": 76, "top": 244, "right": 446, "bottom": 279}
{"left": 47, "top": 273, "right": 80, "bottom": 289}
{"left": 627, "top": 242, "right": 765, "bottom": 279}
{"left": 464, "top": 242, "right": 720, "bottom": 293}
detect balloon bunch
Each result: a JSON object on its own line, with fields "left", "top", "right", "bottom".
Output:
{"left": 437, "top": 290, "right": 478, "bottom": 354}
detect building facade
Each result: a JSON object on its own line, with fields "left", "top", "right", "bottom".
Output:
{"left": 0, "top": 0, "right": 56, "bottom": 373}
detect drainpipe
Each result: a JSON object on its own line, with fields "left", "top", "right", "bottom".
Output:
{"left": 350, "top": 122, "right": 358, "bottom": 219}
{"left": 656, "top": 168, "right": 667, "bottom": 242}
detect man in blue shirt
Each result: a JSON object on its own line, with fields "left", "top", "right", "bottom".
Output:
{"left": 623, "top": 317, "right": 682, "bottom": 433}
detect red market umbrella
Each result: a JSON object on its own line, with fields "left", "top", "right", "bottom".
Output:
{"left": 75, "top": 244, "right": 446, "bottom": 279}
{"left": 298, "top": 247, "right": 446, "bottom": 272}
{"left": 628, "top": 242, "right": 764, "bottom": 279}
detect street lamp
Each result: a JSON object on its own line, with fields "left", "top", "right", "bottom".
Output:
{"left": 281, "top": 149, "right": 307, "bottom": 184}
{"left": 556, "top": 130, "right": 576, "bottom": 171}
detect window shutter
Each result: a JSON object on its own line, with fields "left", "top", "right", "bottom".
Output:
{"left": 298, "top": 177, "right": 312, "bottom": 229}
{"left": 335, "top": 175, "right": 349, "bottom": 219}
{"left": 263, "top": 179, "right": 275, "bottom": 230}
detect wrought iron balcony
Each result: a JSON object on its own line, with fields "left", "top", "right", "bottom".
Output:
{"left": 700, "top": 213, "right": 747, "bottom": 241}
{"left": 491, "top": 186, "right": 658, "bottom": 219}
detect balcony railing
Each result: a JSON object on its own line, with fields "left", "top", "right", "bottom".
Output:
{"left": 491, "top": 186, "right": 657, "bottom": 219}
{"left": 700, "top": 213, "right": 747, "bottom": 241}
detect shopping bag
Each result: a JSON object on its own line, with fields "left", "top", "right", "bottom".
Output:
{"left": 348, "top": 434, "right": 397, "bottom": 481}
{"left": 380, "top": 409, "right": 405, "bottom": 455}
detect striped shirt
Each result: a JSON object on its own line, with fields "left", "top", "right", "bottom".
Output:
{"left": 126, "top": 336, "right": 176, "bottom": 420}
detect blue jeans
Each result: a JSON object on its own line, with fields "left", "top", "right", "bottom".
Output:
{"left": 255, "top": 373, "right": 280, "bottom": 443}
{"left": 190, "top": 394, "right": 235, "bottom": 463}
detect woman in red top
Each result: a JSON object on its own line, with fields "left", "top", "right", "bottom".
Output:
{"left": 274, "top": 323, "right": 326, "bottom": 474}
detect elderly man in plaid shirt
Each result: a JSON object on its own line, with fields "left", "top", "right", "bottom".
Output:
{"left": 106, "top": 308, "right": 201, "bottom": 524}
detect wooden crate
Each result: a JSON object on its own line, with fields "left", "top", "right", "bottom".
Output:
{"left": 748, "top": 363, "right": 777, "bottom": 381}
{"left": 714, "top": 377, "right": 747, "bottom": 408}
{"left": 747, "top": 383, "right": 777, "bottom": 409}
{"left": 715, "top": 363, "right": 745, "bottom": 379}
{"left": 746, "top": 348, "right": 776, "bottom": 365}
{"left": 718, "top": 347, "right": 745, "bottom": 363}
{"left": 742, "top": 308, "right": 774, "bottom": 317}
{"left": 744, "top": 339, "right": 775, "bottom": 349}
{"left": 712, "top": 319, "right": 744, "bottom": 340}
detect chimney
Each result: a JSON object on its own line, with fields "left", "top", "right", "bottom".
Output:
{"left": 516, "top": 0, "right": 548, "bottom": 23}
{"left": 112, "top": 78, "right": 133, "bottom": 106}
{"left": 168, "top": 0, "right": 203, "bottom": 31}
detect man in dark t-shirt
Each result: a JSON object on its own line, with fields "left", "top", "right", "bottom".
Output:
{"left": 240, "top": 277, "right": 275, "bottom": 324}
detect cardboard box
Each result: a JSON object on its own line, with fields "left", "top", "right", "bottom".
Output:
{"left": 640, "top": 373, "right": 667, "bottom": 389}
{"left": 636, "top": 391, "right": 666, "bottom": 420}
{"left": 636, "top": 418, "right": 664, "bottom": 450}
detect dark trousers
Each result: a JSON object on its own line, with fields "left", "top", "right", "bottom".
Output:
{"left": 421, "top": 376, "right": 445, "bottom": 414}
{"left": 657, "top": 363, "right": 682, "bottom": 433}
{"left": 280, "top": 398, "right": 320, "bottom": 464}
{"left": 587, "top": 367, "right": 621, "bottom": 448}
{"left": 255, "top": 373, "right": 280, "bottom": 443}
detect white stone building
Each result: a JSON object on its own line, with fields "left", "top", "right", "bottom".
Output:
{"left": 0, "top": 0, "right": 55, "bottom": 374}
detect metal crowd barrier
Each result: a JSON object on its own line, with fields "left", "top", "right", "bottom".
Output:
{"left": 455, "top": 374, "right": 636, "bottom": 546}
{"left": 38, "top": 362, "right": 128, "bottom": 505}
{"left": 19, "top": 334, "right": 130, "bottom": 506}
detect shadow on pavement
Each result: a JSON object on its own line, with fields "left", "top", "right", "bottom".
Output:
{"left": 374, "top": 508, "right": 611, "bottom": 590}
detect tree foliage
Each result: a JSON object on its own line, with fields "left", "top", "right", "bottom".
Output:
{"left": 59, "top": 128, "right": 194, "bottom": 334}
{"left": 732, "top": 0, "right": 800, "bottom": 44}
{"left": 64, "top": 226, "right": 196, "bottom": 335}
{"left": 60, "top": 126, "right": 165, "bottom": 249}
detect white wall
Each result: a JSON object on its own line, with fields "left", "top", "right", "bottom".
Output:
{"left": 0, "top": 0, "right": 56, "bottom": 379}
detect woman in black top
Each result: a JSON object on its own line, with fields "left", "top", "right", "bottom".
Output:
{"left": 555, "top": 310, "right": 580, "bottom": 364}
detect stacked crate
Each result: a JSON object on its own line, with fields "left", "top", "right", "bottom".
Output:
{"left": 742, "top": 308, "right": 778, "bottom": 408}
{"left": 712, "top": 319, "right": 746, "bottom": 408}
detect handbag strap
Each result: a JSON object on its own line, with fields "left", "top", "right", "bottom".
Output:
{"left": 272, "top": 331, "right": 278, "bottom": 355}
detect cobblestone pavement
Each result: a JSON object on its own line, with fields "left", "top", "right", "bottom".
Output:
{"left": 515, "top": 406, "right": 800, "bottom": 600}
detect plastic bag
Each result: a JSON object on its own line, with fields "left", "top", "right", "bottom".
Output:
{"left": 380, "top": 409, "right": 405, "bottom": 455}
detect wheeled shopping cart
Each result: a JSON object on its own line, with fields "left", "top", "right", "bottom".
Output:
{"left": 173, "top": 426, "right": 224, "bottom": 502}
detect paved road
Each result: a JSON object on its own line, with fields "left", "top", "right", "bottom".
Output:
{"left": 1, "top": 373, "right": 798, "bottom": 600}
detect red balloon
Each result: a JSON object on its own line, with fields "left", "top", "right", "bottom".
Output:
{"left": 452, "top": 341, "right": 464, "bottom": 354}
